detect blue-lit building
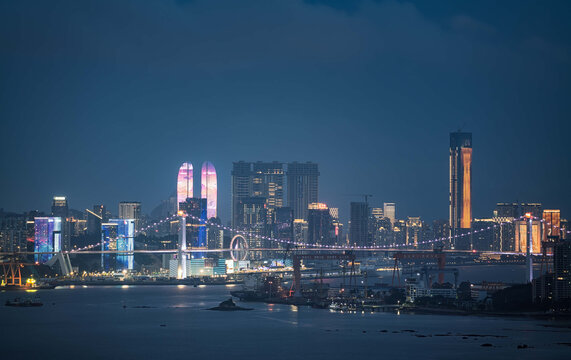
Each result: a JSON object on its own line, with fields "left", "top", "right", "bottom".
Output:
{"left": 101, "top": 219, "right": 135, "bottom": 271}
{"left": 115, "top": 219, "right": 135, "bottom": 270}
{"left": 101, "top": 222, "right": 118, "bottom": 271}
{"left": 179, "top": 198, "right": 207, "bottom": 258}
{"left": 34, "top": 217, "right": 62, "bottom": 263}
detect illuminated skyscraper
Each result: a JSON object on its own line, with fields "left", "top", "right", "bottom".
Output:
{"left": 231, "top": 161, "right": 253, "bottom": 228}
{"left": 201, "top": 161, "right": 217, "bottom": 219}
{"left": 406, "top": 216, "right": 422, "bottom": 248}
{"left": 34, "top": 217, "right": 62, "bottom": 263}
{"left": 308, "top": 203, "right": 333, "bottom": 246}
{"left": 449, "top": 131, "right": 472, "bottom": 249}
{"left": 383, "top": 203, "right": 396, "bottom": 225}
{"left": 51, "top": 196, "right": 70, "bottom": 251}
{"left": 543, "top": 209, "right": 561, "bottom": 241}
{"left": 287, "top": 162, "right": 319, "bottom": 221}
{"left": 177, "top": 162, "right": 193, "bottom": 210}
{"left": 119, "top": 201, "right": 141, "bottom": 232}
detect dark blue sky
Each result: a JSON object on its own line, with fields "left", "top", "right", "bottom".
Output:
{"left": 1, "top": 0, "right": 570, "bottom": 224}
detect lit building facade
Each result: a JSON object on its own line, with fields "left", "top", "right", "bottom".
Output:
{"left": 34, "top": 217, "right": 62, "bottom": 263}
{"left": 543, "top": 209, "right": 561, "bottom": 241}
{"left": 383, "top": 203, "right": 396, "bottom": 225}
{"left": 115, "top": 219, "right": 135, "bottom": 270}
{"left": 515, "top": 218, "right": 542, "bottom": 254}
{"left": 449, "top": 132, "right": 472, "bottom": 249}
{"left": 179, "top": 198, "right": 207, "bottom": 258}
{"left": 201, "top": 161, "right": 217, "bottom": 219}
{"left": 101, "top": 222, "right": 118, "bottom": 271}
{"left": 177, "top": 162, "right": 193, "bottom": 210}
{"left": 406, "top": 217, "right": 422, "bottom": 248}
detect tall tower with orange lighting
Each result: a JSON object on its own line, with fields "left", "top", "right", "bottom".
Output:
{"left": 449, "top": 131, "right": 472, "bottom": 249}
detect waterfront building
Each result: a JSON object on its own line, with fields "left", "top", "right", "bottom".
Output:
{"left": 287, "top": 162, "right": 319, "bottom": 221}
{"left": 179, "top": 198, "right": 207, "bottom": 257}
{"left": 34, "top": 217, "right": 62, "bottom": 263}
{"left": 307, "top": 203, "right": 333, "bottom": 246}
{"left": 383, "top": 203, "right": 396, "bottom": 225}
{"left": 119, "top": 201, "right": 141, "bottom": 232}
{"left": 553, "top": 239, "right": 571, "bottom": 301}
{"left": 350, "top": 202, "right": 369, "bottom": 247}
{"left": 51, "top": 196, "right": 71, "bottom": 251}
{"left": 201, "top": 161, "right": 217, "bottom": 219}
{"left": 0, "top": 211, "right": 35, "bottom": 254}
{"left": 100, "top": 222, "right": 118, "bottom": 271}
{"left": 177, "top": 162, "right": 193, "bottom": 210}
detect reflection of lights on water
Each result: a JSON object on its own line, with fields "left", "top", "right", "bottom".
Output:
{"left": 225, "top": 284, "right": 236, "bottom": 288}
{"left": 177, "top": 285, "right": 186, "bottom": 289}
{"left": 69, "top": 285, "right": 75, "bottom": 289}
{"left": 198, "top": 285, "right": 206, "bottom": 288}
{"left": 82, "top": 285, "right": 88, "bottom": 288}
{"left": 25, "top": 289, "right": 37, "bottom": 293}
{"left": 121, "top": 285, "right": 129, "bottom": 289}
{"left": 290, "top": 305, "right": 298, "bottom": 312}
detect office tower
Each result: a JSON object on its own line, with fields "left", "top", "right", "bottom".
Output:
{"left": 201, "top": 161, "right": 217, "bottom": 219}
{"left": 179, "top": 198, "right": 207, "bottom": 257}
{"left": 177, "top": 162, "right": 193, "bottom": 210}
{"left": 0, "top": 212, "right": 32, "bottom": 253}
{"left": 51, "top": 196, "right": 68, "bottom": 218}
{"left": 293, "top": 219, "right": 308, "bottom": 245}
{"left": 237, "top": 197, "right": 268, "bottom": 249}
{"left": 371, "top": 208, "right": 384, "bottom": 220}
{"left": 274, "top": 207, "right": 294, "bottom": 248}
{"left": 329, "top": 207, "right": 339, "bottom": 220}
{"left": 543, "top": 210, "right": 561, "bottom": 241}
{"left": 231, "top": 161, "right": 253, "bottom": 227}
{"left": 383, "top": 203, "right": 396, "bottom": 224}
{"left": 119, "top": 201, "right": 141, "bottom": 232}
{"left": 449, "top": 131, "right": 472, "bottom": 249}
{"left": 553, "top": 239, "right": 571, "bottom": 301}
{"left": 350, "top": 202, "right": 369, "bottom": 246}
{"left": 307, "top": 203, "right": 333, "bottom": 246}
{"left": 472, "top": 219, "right": 496, "bottom": 251}
{"left": 51, "top": 196, "right": 70, "bottom": 251}
{"left": 406, "top": 217, "right": 422, "bottom": 248}
{"left": 494, "top": 203, "right": 543, "bottom": 219}
{"left": 287, "top": 162, "right": 319, "bottom": 221}
{"left": 34, "top": 217, "right": 62, "bottom": 263}
{"left": 253, "top": 161, "right": 284, "bottom": 214}
{"left": 100, "top": 221, "right": 118, "bottom": 271}
{"left": 515, "top": 218, "right": 542, "bottom": 254}
{"left": 114, "top": 219, "right": 135, "bottom": 270}
{"left": 207, "top": 217, "right": 224, "bottom": 250}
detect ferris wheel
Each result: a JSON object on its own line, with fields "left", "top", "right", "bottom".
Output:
{"left": 230, "top": 235, "right": 249, "bottom": 261}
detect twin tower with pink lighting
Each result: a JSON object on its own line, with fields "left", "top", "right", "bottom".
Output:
{"left": 177, "top": 161, "right": 217, "bottom": 219}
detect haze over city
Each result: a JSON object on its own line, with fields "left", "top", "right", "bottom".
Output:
{"left": 1, "top": 0, "right": 570, "bottom": 224}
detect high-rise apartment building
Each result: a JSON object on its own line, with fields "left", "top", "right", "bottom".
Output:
{"left": 119, "top": 201, "right": 141, "bottom": 232}
{"left": 253, "top": 161, "right": 284, "bottom": 214}
{"left": 287, "top": 162, "right": 319, "bottom": 221}
{"left": 553, "top": 239, "right": 571, "bottom": 301}
{"left": 350, "top": 202, "right": 369, "bottom": 247}
{"left": 231, "top": 161, "right": 254, "bottom": 228}
{"left": 495, "top": 203, "right": 542, "bottom": 218}
{"left": 383, "top": 203, "right": 396, "bottom": 225}
{"left": 449, "top": 131, "right": 472, "bottom": 249}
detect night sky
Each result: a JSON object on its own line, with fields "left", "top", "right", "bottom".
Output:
{"left": 1, "top": 0, "right": 570, "bottom": 224}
